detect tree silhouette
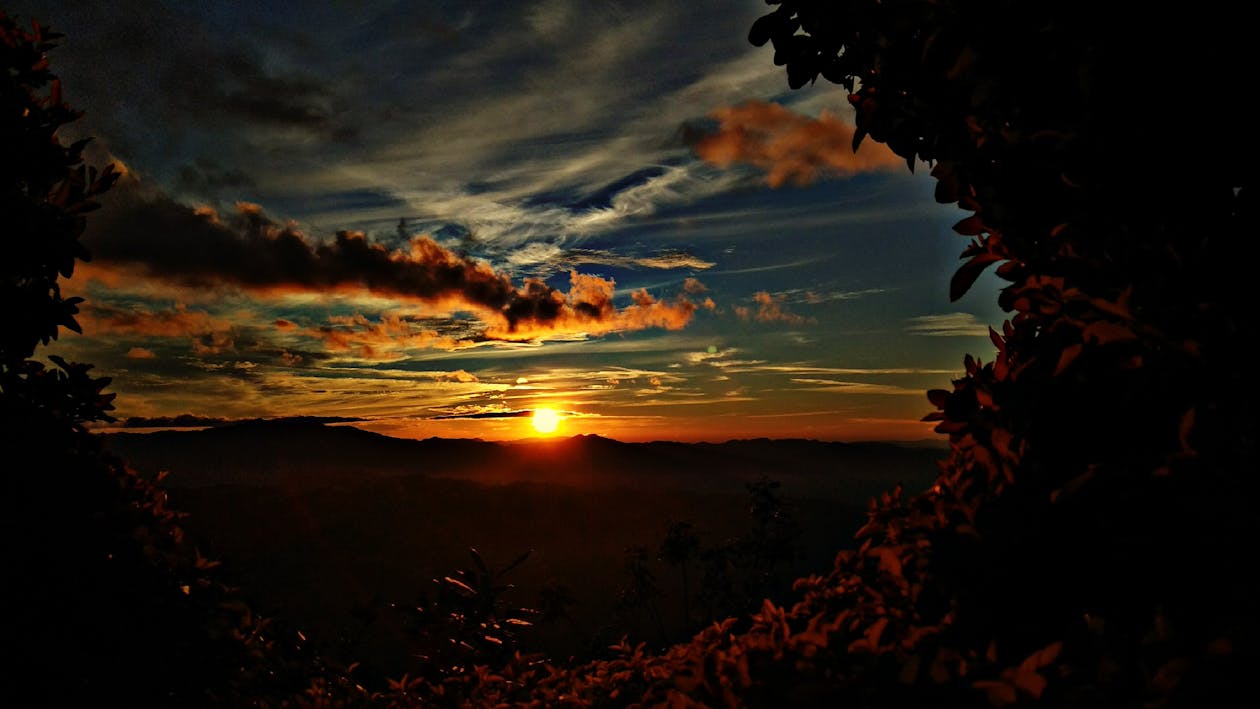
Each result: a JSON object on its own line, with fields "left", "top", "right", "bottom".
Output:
{"left": 0, "top": 14, "right": 331, "bottom": 704}
{"left": 659, "top": 520, "right": 700, "bottom": 629}
{"left": 740, "top": 0, "right": 1257, "bottom": 703}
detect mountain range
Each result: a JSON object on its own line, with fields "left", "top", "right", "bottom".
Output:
{"left": 105, "top": 419, "right": 945, "bottom": 501}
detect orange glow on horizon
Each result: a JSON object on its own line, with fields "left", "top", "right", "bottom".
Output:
{"left": 343, "top": 412, "right": 937, "bottom": 444}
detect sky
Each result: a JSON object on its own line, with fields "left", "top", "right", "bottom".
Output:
{"left": 14, "top": 0, "right": 1005, "bottom": 442}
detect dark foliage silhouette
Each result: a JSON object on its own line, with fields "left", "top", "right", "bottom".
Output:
{"left": 743, "top": 1, "right": 1256, "bottom": 704}
{"left": 613, "top": 480, "right": 803, "bottom": 651}
{"left": 0, "top": 14, "right": 333, "bottom": 704}
{"left": 7, "top": 2, "right": 1257, "bottom": 706}
{"left": 361, "top": 2, "right": 1256, "bottom": 705}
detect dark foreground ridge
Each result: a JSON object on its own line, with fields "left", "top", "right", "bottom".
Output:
{"left": 106, "top": 418, "right": 941, "bottom": 499}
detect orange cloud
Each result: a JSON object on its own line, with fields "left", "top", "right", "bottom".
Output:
{"left": 695, "top": 101, "right": 901, "bottom": 187}
{"left": 83, "top": 303, "right": 234, "bottom": 338}
{"left": 734, "top": 291, "right": 813, "bottom": 325}
{"left": 125, "top": 346, "right": 157, "bottom": 359}
{"left": 483, "top": 272, "right": 699, "bottom": 341}
{"left": 310, "top": 313, "right": 462, "bottom": 361}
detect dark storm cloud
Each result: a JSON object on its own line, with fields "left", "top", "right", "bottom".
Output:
{"left": 87, "top": 181, "right": 513, "bottom": 303}
{"left": 121, "top": 414, "right": 363, "bottom": 428}
{"left": 209, "top": 52, "right": 339, "bottom": 130}
{"left": 174, "top": 158, "right": 256, "bottom": 198}
{"left": 6, "top": 0, "right": 355, "bottom": 166}
{"left": 84, "top": 180, "right": 702, "bottom": 340}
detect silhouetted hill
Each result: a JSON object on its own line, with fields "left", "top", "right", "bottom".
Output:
{"left": 105, "top": 421, "right": 941, "bottom": 499}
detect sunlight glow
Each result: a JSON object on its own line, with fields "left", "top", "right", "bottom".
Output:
{"left": 531, "top": 407, "right": 560, "bottom": 434}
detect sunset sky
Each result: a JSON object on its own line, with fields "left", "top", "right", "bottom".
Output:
{"left": 16, "top": 0, "right": 1003, "bottom": 442}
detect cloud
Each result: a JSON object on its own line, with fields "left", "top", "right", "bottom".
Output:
{"left": 125, "top": 347, "right": 157, "bottom": 359}
{"left": 309, "top": 313, "right": 465, "bottom": 361}
{"left": 801, "top": 287, "right": 888, "bottom": 303}
{"left": 507, "top": 245, "right": 715, "bottom": 272}
{"left": 905, "top": 313, "right": 992, "bottom": 337}
{"left": 83, "top": 303, "right": 235, "bottom": 339}
{"left": 685, "top": 347, "right": 738, "bottom": 365}
{"left": 82, "top": 303, "right": 243, "bottom": 356}
{"left": 695, "top": 101, "right": 902, "bottom": 187}
{"left": 85, "top": 183, "right": 704, "bottom": 343}
{"left": 484, "top": 272, "right": 700, "bottom": 341}
{"left": 744, "top": 365, "right": 958, "bottom": 376}
{"left": 174, "top": 158, "right": 256, "bottom": 199}
{"left": 430, "top": 407, "right": 533, "bottom": 420}
{"left": 789, "top": 378, "right": 923, "bottom": 396}
{"left": 435, "top": 369, "right": 479, "bottom": 383}
{"left": 120, "top": 414, "right": 363, "bottom": 428}
{"left": 733, "top": 291, "right": 813, "bottom": 325}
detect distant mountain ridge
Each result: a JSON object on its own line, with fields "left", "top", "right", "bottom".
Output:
{"left": 105, "top": 419, "right": 942, "bottom": 500}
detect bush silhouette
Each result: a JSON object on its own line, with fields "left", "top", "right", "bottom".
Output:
{"left": 1, "top": 14, "right": 333, "bottom": 704}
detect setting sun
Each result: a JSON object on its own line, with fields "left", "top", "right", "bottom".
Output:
{"left": 531, "top": 407, "right": 560, "bottom": 434}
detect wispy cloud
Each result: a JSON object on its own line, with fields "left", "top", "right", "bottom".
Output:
{"left": 505, "top": 244, "right": 715, "bottom": 272}
{"left": 905, "top": 313, "right": 992, "bottom": 337}
{"left": 788, "top": 378, "right": 923, "bottom": 396}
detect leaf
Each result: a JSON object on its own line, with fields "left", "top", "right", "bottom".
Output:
{"left": 1082, "top": 320, "right": 1136, "bottom": 345}
{"left": 865, "top": 617, "right": 889, "bottom": 648}
{"left": 973, "top": 679, "right": 1018, "bottom": 707}
{"left": 869, "top": 546, "right": 903, "bottom": 577}
{"left": 787, "top": 60, "right": 818, "bottom": 89}
{"left": 442, "top": 576, "right": 477, "bottom": 596}
{"left": 951, "top": 252, "right": 1003, "bottom": 301}
{"left": 499, "top": 548, "right": 534, "bottom": 577}
{"left": 953, "top": 215, "right": 986, "bottom": 236}
{"left": 1053, "top": 343, "right": 1082, "bottom": 376}
{"left": 927, "top": 389, "right": 950, "bottom": 408}
{"left": 1179, "top": 407, "right": 1196, "bottom": 454}
{"left": 748, "top": 15, "right": 776, "bottom": 47}
{"left": 1018, "top": 640, "right": 1062, "bottom": 672}
{"left": 988, "top": 327, "right": 1004, "bottom": 352}
{"left": 469, "top": 547, "right": 488, "bottom": 574}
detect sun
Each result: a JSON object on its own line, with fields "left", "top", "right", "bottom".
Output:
{"left": 531, "top": 407, "right": 560, "bottom": 434}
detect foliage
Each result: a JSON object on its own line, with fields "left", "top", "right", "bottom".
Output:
{"left": 690, "top": 478, "right": 801, "bottom": 632}
{"left": 7, "top": 3, "right": 1256, "bottom": 705}
{"left": 1, "top": 13, "right": 117, "bottom": 367}
{"left": 389, "top": 549, "right": 540, "bottom": 682}
{"left": 367, "top": 1, "right": 1256, "bottom": 705}
{"left": 1, "top": 13, "right": 333, "bottom": 704}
